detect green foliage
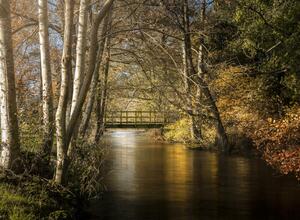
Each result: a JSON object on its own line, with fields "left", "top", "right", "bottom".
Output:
{"left": 164, "top": 118, "right": 193, "bottom": 143}
{"left": 19, "top": 109, "right": 43, "bottom": 153}
{"left": 0, "top": 184, "right": 38, "bottom": 220}
{"left": 48, "top": 210, "right": 70, "bottom": 220}
{"left": 0, "top": 175, "right": 76, "bottom": 220}
{"left": 164, "top": 118, "right": 225, "bottom": 149}
{"left": 214, "top": 0, "right": 300, "bottom": 104}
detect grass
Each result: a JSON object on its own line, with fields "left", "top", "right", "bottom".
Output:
{"left": 0, "top": 183, "right": 37, "bottom": 220}
{"left": 0, "top": 174, "right": 76, "bottom": 220}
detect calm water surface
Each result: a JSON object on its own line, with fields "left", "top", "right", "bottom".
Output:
{"left": 88, "top": 130, "right": 300, "bottom": 220}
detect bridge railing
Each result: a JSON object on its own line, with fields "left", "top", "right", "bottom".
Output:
{"left": 105, "top": 111, "right": 174, "bottom": 126}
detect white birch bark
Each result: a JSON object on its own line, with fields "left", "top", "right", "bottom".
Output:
{"left": 66, "top": 0, "right": 114, "bottom": 147}
{"left": 55, "top": 0, "right": 74, "bottom": 184}
{"left": 71, "top": 0, "right": 90, "bottom": 116}
{"left": 0, "top": 0, "right": 20, "bottom": 169}
{"left": 38, "top": 0, "right": 54, "bottom": 159}
{"left": 55, "top": 0, "right": 113, "bottom": 183}
{"left": 80, "top": 13, "right": 110, "bottom": 138}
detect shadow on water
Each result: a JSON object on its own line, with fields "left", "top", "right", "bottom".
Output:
{"left": 88, "top": 129, "right": 300, "bottom": 220}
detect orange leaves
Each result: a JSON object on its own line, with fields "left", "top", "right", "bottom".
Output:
{"left": 252, "top": 106, "right": 300, "bottom": 179}
{"left": 213, "top": 65, "right": 300, "bottom": 179}
{"left": 263, "top": 148, "right": 300, "bottom": 178}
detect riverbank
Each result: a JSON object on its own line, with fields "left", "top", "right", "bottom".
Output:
{"left": 0, "top": 173, "right": 78, "bottom": 219}
{"left": 162, "top": 107, "right": 300, "bottom": 180}
{"left": 0, "top": 140, "right": 108, "bottom": 219}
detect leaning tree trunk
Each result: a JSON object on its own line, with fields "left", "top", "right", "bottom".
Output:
{"left": 71, "top": 0, "right": 90, "bottom": 116}
{"left": 94, "top": 11, "right": 113, "bottom": 143}
{"left": 55, "top": 0, "right": 74, "bottom": 184}
{"left": 66, "top": 0, "right": 114, "bottom": 148}
{"left": 183, "top": 0, "right": 228, "bottom": 152}
{"left": 182, "top": 42, "right": 200, "bottom": 141}
{"left": 80, "top": 13, "right": 110, "bottom": 138}
{"left": 54, "top": 0, "right": 114, "bottom": 184}
{"left": 80, "top": 11, "right": 111, "bottom": 137}
{"left": 0, "top": 0, "right": 21, "bottom": 170}
{"left": 194, "top": 0, "right": 207, "bottom": 139}
{"left": 66, "top": 0, "right": 90, "bottom": 151}
{"left": 95, "top": 45, "right": 110, "bottom": 143}
{"left": 38, "top": 0, "right": 54, "bottom": 162}
{"left": 196, "top": 0, "right": 229, "bottom": 152}
{"left": 182, "top": 0, "right": 202, "bottom": 141}
{"left": 197, "top": 79, "right": 229, "bottom": 152}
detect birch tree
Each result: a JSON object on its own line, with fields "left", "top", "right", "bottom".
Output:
{"left": 71, "top": 0, "right": 90, "bottom": 116}
{"left": 55, "top": 0, "right": 74, "bottom": 184}
{"left": 66, "top": 0, "right": 114, "bottom": 147}
{"left": 80, "top": 13, "right": 110, "bottom": 137}
{"left": 0, "top": 0, "right": 21, "bottom": 170}
{"left": 55, "top": 0, "right": 114, "bottom": 184}
{"left": 38, "top": 0, "right": 54, "bottom": 161}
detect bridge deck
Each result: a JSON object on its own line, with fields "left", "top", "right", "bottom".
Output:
{"left": 105, "top": 111, "right": 170, "bottom": 128}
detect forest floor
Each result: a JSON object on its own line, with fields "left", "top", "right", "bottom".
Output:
{"left": 0, "top": 173, "right": 79, "bottom": 220}
{"left": 0, "top": 141, "right": 106, "bottom": 220}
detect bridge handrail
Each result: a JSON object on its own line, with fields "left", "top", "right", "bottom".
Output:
{"left": 104, "top": 111, "right": 177, "bottom": 126}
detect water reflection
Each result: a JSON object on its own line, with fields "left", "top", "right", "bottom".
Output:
{"left": 89, "top": 130, "right": 300, "bottom": 220}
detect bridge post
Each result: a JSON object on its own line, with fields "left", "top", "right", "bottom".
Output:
{"left": 120, "top": 111, "right": 122, "bottom": 125}
{"left": 141, "top": 111, "right": 143, "bottom": 124}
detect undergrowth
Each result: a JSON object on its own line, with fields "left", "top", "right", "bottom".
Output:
{"left": 0, "top": 173, "right": 76, "bottom": 220}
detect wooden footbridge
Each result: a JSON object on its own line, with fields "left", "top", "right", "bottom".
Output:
{"left": 105, "top": 111, "right": 175, "bottom": 128}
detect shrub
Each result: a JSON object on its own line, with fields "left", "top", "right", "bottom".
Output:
{"left": 0, "top": 174, "right": 75, "bottom": 220}
{"left": 164, "top": 118, "right": 192, "bottom": 143}
{"left": 68, "top": 141, "right": 108, "bottom": 199}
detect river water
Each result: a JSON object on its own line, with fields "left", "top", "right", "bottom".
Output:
{"left": 88, "top": 130, "right": 300, "bottom": 220}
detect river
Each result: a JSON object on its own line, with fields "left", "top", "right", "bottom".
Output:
{"left": 88, "top": 130, "right": 300, "bottom": 220}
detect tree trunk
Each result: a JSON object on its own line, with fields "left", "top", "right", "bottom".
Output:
{"left": 197, "top": 0, "right": 206, "bottom": 79}
{"left": 71, "top": 0, "right": 90, "bottom": 116}
{"left": 66, "top": 0, "right": 90, "bottom": 151}
{"left": 38, "top": 0, "right": 54, "bottom": 162}
{"left": 95, "top": 46, "right": 110, "bottom": 143}
{"left": 182, "top": 0, "right": 202, "bottom": 141}
{"left": 182, "top": 0, "right": 228, "bottom": 152}
{"left": 80, "top": 13, "right": 110, "bottom": 138}
{"left": 66, "top": 0, "right": 114, "bottom": 147}
{"left": 0, "top": 0, "right": 21, "bottom": 170}
{"left": 55, "top": 0, "right": 74, "bottom": 184}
